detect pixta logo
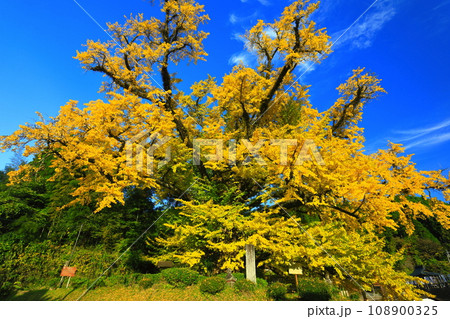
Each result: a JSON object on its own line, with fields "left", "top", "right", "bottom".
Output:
{"left": 126, "top": 131, "right": 172, "bottom": 175}
{"left": 127, "top": 132, "right": 324, "bottom": 174}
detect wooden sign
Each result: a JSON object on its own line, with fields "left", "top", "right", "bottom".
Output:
{"left": 289, "top": 264, "right": 303, "bottom": 287}
{"left": 156, "top": 261, "right": 175, "bottom": 268}
{"left": 288, "top": 266, "right": 303, "bottom": 275}
{"left": 60, "top": 266, "right": 77, "bottom": 277}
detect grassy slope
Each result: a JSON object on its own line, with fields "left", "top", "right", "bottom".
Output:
{"left": 7, "top": 283, "right": 270, "bottom": 301}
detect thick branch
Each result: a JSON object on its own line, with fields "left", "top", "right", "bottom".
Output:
{"left": 259, "top": 62, "right": 295, "bottom": 116}
{"left": 331, "top": 86, "right": 363, "bottom": 136}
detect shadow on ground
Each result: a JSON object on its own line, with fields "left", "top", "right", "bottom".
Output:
{"left": 7, "top": 288, "right": 78, "bottom": 301}
{"left": 7, "top": 289, "right": 53, "bottom": 301}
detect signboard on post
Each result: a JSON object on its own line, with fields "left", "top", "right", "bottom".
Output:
{"left": 60, "top": 266, "right": 77, "bottom": 288}
{"left": 289, "top": 265, "right": 303, "bottom": 287}
{"left": 288, "top": 267, "right": 303, "bottom": 275}
{"left": 60, "top": 266, "right": 77, "bottom": 277}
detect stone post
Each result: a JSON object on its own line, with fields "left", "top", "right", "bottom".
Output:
{"left": 245, "top": 244, "right": 256, "bottom": 283}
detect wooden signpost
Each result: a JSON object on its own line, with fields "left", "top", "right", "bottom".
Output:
{"left": 60, "top": 266, "right": 77, "bottom": 288}
{"left": 288, "top": 265, "right": 303, "bottom": 287}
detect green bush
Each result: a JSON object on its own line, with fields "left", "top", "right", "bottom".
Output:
{"left": 161, "top": 268, "right": 199, "bottom": 288}
{"left": 256, "top": 278, "right": 268, "bottom": 287}
{"left": 104, "top": 275, "right": 126, "bottom": 287}
{"left": 200, "top": 277, "right": 226, "bottom": 295}
{"left": 48, "top": 278, "right": 61, "bottom": 289}
{"left": 350, "top": 292, "right": 360, "bottom": 301}
{"left": 128, "top": 273, "right": 144, "bottom": 286}
{"left": 267, "top": 282, "right": 288, "bottom": 301}
{"left": 118, "top": 273, "right": 143, "bottom": 287}
{"left": 297, "top": 278, "right": 333, "bottom": 301}
{"left": 234, "top": 273, "right": 245, "bottom": 281}
{"left": 70, "top": 277, "right": 91, "bottom": 289}
{"left": 103, "top": 274, "right": 143, "bottom": 287}
{"left": 234, "top": 279, "right": 256, "bottom": 293}
{"left": 0, "top": 239, "right": 127, "bottom": 290}
{"left": 139, "top": 273, "right": 161, "bottom": 289}
{"left": 0, "top": 281, "right": 14, "bottom": 299}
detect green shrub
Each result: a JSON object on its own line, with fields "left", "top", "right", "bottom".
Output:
{"left": 234, "top": 273, "right": 245, "bottom": 281}
{"left": 104, "top": 274, "right": 142, "bottom": 287}
{"left": 234, "top": 279, "right": 256, "bottom": 293}
{"left": 256, "top": 278, "right": 268, "bottom": 287}
{"left": 47, "top": 278, "right": 61, "bottom": 289}
{"left": 104, "top": 275, "right": 126, "bottom": 287}
{"left": 350, "top": 292, "right": 360, "bottom": 301}
{"left": 94, "top": 276, "right": 107, "bottom": 289}
{"left": 70, "top": 277, "right": 90, "bottom": 289}
{"left": 103, "top": 273, "right": 143, "bottom": 287}
{"left": 139, "top": 277, "right": 153, "bottom": 289}
{"left": 0, "top": 281, "right": 14, "bottom": 299}
{"left": 139, "top": 273, "right": 161, "bottom": 289}
{"left": 297, "top": 278, "right": 333, "bottom": 301}
{"left": 267, "top": 282, "right": 288, "bottom": 301}
{"left": 128, "top": 273, "right": 144, "bottom": 286}
{"left": 0, "top": 239, "right": 126, "bottom": 290}
{"left": 161, "top": 268, "right": 199, "bottom": 288}
{"left": 200, "top": 277, "right": 226, "bottom": 295}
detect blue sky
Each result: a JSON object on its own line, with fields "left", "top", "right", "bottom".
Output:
{"left": 0, "top": 0, "right": 449, "bottom": 173}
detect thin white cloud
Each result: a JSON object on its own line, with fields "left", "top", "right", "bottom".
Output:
{"left": 230, "top": 27, "right": 276, "bottom": 68}
{"left": 395, "top": 118, "right": 450, "bottom": 141}
{"left": 232, "top": 32, "right": 246, "bottom": 43}
{"left": 231, "top": 26, "right": 316, "bottom": 72}
{"left": 332, "top": 0, "right": 396, "bottom": 49}
{"left": 404, "top": 132, "right": 450, "bottom": 150}
{"left": 229, "top": 13, "right": 238, "bottom": 24}
{"left": 392, "top": 118, "right": 450, "bottom": 150}
{"left": 433, "top": 0, "right": 450, "bottom": 11}
{"left": 296, "top": 60, "right": 316, "bottom": 74}
{"left": 228, "top": 11, "right": 258, "bottom": 26}
{"left": 257, "top": 0, "right": 271, "bottom": 5}
{"left": 263, "top": 26, "right": 277, "bottom": 40}
{"left": 240, "top": 0, "right": 270, "bottom": 5}
{"left": 229, "top": 52, "right": 252, "bottom": 66}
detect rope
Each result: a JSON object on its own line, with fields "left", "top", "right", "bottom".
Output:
{"left": 58, "top": 223, "right": 84, "bottom": 288}
{"left": 67, "top": 223, "right": 84, "bottom": 266}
